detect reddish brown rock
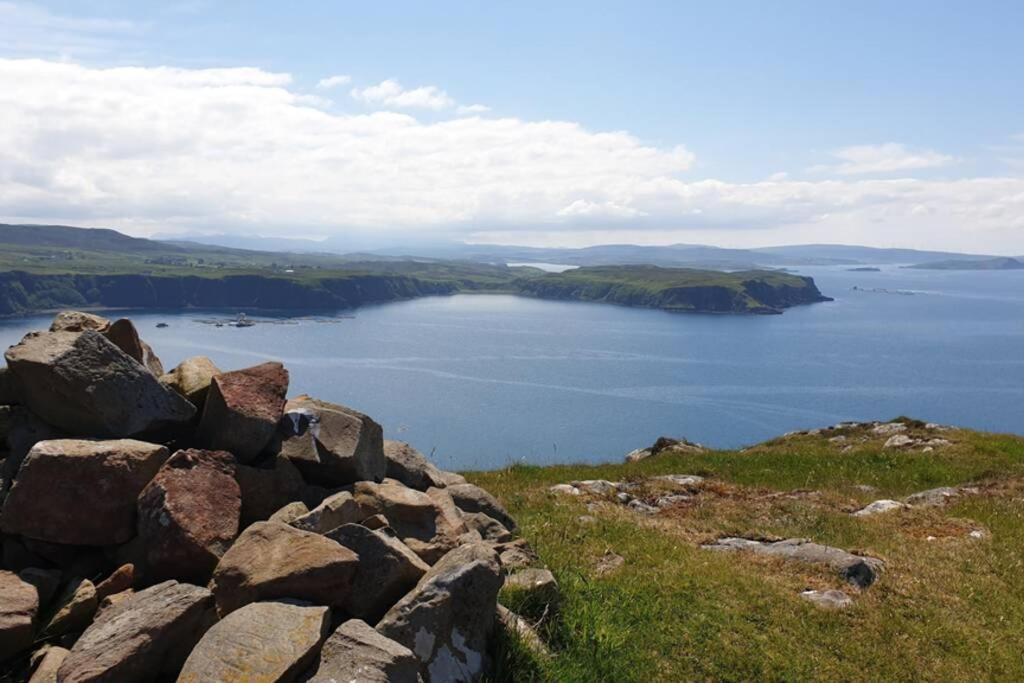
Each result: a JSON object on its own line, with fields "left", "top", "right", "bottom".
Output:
{"left": 210, "top": 521, "right": 359, "bottom": 616}
{"left": 104, "top": 319, "right": 164, "bottom": 376}
{"left": 0, "top": 570, "right": 39, "bottom": 662}
{"left": 56, "top": 580, "right": 214, "bottom": 683}
{"left": 1, "top": 439, "right": 168, "bottom": 546}
{"left": 95, "top": 564, "right": 135, "bottom": 602}
{"left": 137, "top": 449, "right": 240, "bottom": 584}
{"left": 3, "top": 330, "right": 195, "bottom": 437}
{"left": 277, "top": 395, "right": 385, "bottom": 486}
{"left": 41, "top": 578, "right": 97, "bottom": 637}
{"left": 198, "top": 362, "right": 288, "bottom": 463}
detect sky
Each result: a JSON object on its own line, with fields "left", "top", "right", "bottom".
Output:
{"left": 1, "top": 1, "right": 1023, "bottom": 253}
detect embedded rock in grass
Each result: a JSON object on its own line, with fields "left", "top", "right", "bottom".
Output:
{"left": 159, "top": 356, "right": 220, "bottom": 408}
{"left": 884, "top": 434, "right": 915, "bottom": 449}
{"left": 3, "top": 330, "right": 195, "bottom": 437}
{"left": 496, "top": 605, "right": 551, "bottom": 659}
{"left": 56, "top": 580, "right": 214, "bottom": 683}
{"left": 197, "top": 361, "right": 288, "bottom": 463}
{"left": 872, "top": 422, "right": 907, "bottom": 436}
{"left": 210, "top": 521, "right": 358, "bottom": 616}
{"left": 277, "top": 395, "right": 386, "bottom": 486}
{"left": 377, "top": 543, "right": 503, "bottom": 683}
{"left": 800, "top": 589, "right": 853, "bottom": 609}
{"left": 307, "top": 618, "right": 422, "bottom": 683}
{"left": 904, "top": 486, "right": 961, "bottom": 507}
{"left": 384, "top": 440, "right": 449, "bottom": 491}
{"left": 352, "top": 481, "right": 468, "bottom": 565}
{"left": 1, "top": 439, "right": 168, "bottom": 546}
{"left": 137, "top": 449, "right": 241, "bottom": 583}
{"left": 177, "top": 601, "right": 330, "bottom": 683}
{"left": 853, "top": 500, "right": 908, "bottom": 517}
{"left": 290, "top": 491, "right": 362, "bottom": 534}
{"left": 503, "top": 568, "right": 559, "bottom": 608}
{"left": 445, "top": 483, "right": 517, "bottom": 532}
{"left": 104, "top": 318, "right": 164, "bottom": 376}
{"left": 461, "top": 512, "right": 514, "bottom": 543}
{"left": 0, "top": 570, "right": 38, "bottom": 662}
{"left": 325, "top": 523, "right": 429, "bottom": 624}
{"left": 702, "top": 538, "right": 883, "bottom": 588}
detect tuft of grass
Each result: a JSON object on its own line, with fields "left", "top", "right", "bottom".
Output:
{"left": 470, "top": 426, "right": 1024, "bottom": 681}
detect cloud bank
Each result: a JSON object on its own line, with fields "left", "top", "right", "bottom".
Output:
{"left": 0, "top": 58, "right": 1022, "bottom": 252}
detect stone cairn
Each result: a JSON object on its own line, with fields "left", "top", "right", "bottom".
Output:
{"left": 0, "top": 311, "right": 543, "bottom": 683}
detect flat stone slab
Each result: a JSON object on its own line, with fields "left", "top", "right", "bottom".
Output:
{"left": 801, "top": 589, "right": 854, "bottom": 609}
{"left": 702, "top": 538, "right": 883, "bottom": 588}
{"left": 852, "top": 499, "right": 908, "bottom": 517}
{"left": 177, "top": 601, "right": 330, "bottom": 683}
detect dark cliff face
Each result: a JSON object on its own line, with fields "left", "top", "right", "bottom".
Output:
{"left": 0, "top": 272, "right": 458, "bottom": 316}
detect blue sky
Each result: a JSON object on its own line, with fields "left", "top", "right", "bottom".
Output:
{"left": 1, "top": 1, "right": 1023, "bottom": 251}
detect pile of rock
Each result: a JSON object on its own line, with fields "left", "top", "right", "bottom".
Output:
{"left": 0, "top": 311, "right": 537, "bottom": 682}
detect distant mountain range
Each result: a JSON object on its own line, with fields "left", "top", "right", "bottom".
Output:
{"left": 906, "top": 257, "right": 1024, "bottom": 271}
{"left": 160, "top": 232, "right": 1008, "bottom": 269}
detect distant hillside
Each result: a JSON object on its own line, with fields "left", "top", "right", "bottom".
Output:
{"left": 906, "top": 257, "right": 1024, "bottom": 271}
{"left": 0, "top": 223, "right": 185, "bottom": 253}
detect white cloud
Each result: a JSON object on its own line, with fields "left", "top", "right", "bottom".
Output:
{"left": 457, "top": 103, "right": 491, "bottom": 115}
{"left": 316, "top": 74, "right": 351, "bottom": 89}
{"left": 814, "top": 143, "right": 955, "bottom": 176}
{"left": 351, "top": 79, "right": 455, "bottom": 110}
{"left": 0, "top": 58, "right": 1022, "bottom": 253}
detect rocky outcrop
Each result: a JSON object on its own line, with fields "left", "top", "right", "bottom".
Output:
{"left": 1, "top": 439, "right": 168, "bottom": 545}
{"left": 198, "top": 362, "right": 288, "bottom": 462}
{"left": 377, "top": 543, "right": 503, "bottom": 682}
{"left": 0, "top": 312, "right": 513, "bottom": 680}
{"left": 4, "top": 331, "right": 194, "bottom": 436}
{"left": 277, "top": 395, "right": 386, "bottom": 486}
{"left": 177, "top": 601, "right": 330, "bottom": 683}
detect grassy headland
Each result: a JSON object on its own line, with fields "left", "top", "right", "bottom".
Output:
{"left": 0, "top": 224, "right": 829, "bottom": 316}
{"left": 468, "top": 421, "right": 1024, "bottom": 681}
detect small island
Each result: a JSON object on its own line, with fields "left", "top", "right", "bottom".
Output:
{"left": 847, "top": 266, "right": 881, "bottom": 272}
{"left": 906, "top": 257, "right": 1024, "bottom": 271}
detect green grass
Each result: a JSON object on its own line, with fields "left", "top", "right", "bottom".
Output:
{"left": 470, "top": 422, "right": 1024, "bottom": 681}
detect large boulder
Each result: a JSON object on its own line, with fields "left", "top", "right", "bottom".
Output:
{"left": 56, "top": 580, "right": 213, "bottom": 683}
{"left": 0, "top": 570, "right": 38, "bottom": 662}
{"left": 384, "top": 440, "right": 449, "bottom": 491}
{"left": 197, "top": 362, "right": 288, "bottom": 463}
{"left": 290, "top": 491, "right": 362, "bottom": 534}
{"left": 377, "top": 543, "right": 503, "bottom": 682}
{"left": 353, "top": 481, "right": 468, "bottom": 565}
{"left": 325, "top": 524, "right": 429, "bottom": 623}
{"left": 0, "top": 366, "right": 19, "bottom": 404}
{"left": 158, "top": 356, "right": 220, "bottom": 409}
{"left": 307, "top": 619, "right": 422, "bottom": 683}
{"left": 137, "top": 449, "right": 241, "bottom": 583}
{"left": 445, "top": 483, "right": 517, "bottom": 532}
{"left": 210, "top": 521, "right": 359, "bottom": 616}
{"left": 3, "top": 330, "right": 195, "bottom": 437}
{"left": 104, "top": 319, "right": 164, "bottom": 376}
{"left": 177, "top": 601, "right": 330, "bottom": 683}
{"left": 234, "top": 456, "right": 306, "bottom": 526}
{"left": 1, "top": 439, "right": 168, "bottom": 546}
{"left": 277, "top": 395, "right": 386, "bottom": 486}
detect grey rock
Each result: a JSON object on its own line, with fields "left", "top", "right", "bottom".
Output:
{"left": 3, "top": 330, "right": 194, "bottom": 437}
{"left": 307, "top": 618, "right": 422, "bottom": 683}
{"left": 503, "top": 568, "right": 559, "bottom": 606}
{"left": 703, "top": 538, "right": 883, "bottom": 588}
{"left": 444, "top": 483, "right": 516, "bottom": 532}
{"left": 496, "top": 605, "right": 550, "bottom": 659}
{"left": 352, "top": 481, "right": 467, "bottom": 565}
{"left": 904, "top": 486, "right": 961, "bottom": 507}
{"left": 277, "top": 395, "right": 385, "bottom": 486}
{"left": 1, "top": 439, "right": 168, "bottom": 546}
{"left": 177, "top": 601, "right": 330, "bottom": 683}
{"left": 800, "top": 589, "right": 854, "bottom": 609}
{"left": 884, "top": 434, "right": 915, "bottom": 449}
{"left": 378, "top": 543, "right": 503, "bottom": 682}
{"left": 210, "top": 521, "right": 358, "bottom": 616}
{"left": 384, "top": 440, "right": 449, "bottom": 491}
{"left": 57, "top": 580, "right": 214, "bottom": 683}
{"left": 852, "top": 499, "right": 907, "bottom": 517}
{"left": 461, "top": 512, "right": 513, "bottom": 543}
{"left": 325, "top": 524, "right": 429, "bottom": 624}
{"left": 104, "top": 319, "right": 164, "bottom": 376}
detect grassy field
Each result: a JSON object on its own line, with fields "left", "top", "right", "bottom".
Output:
{"left": 468, "top": 420, "right": 1024, "bottom": 681}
